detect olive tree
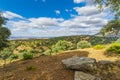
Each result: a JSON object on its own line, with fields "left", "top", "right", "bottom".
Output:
{"left": 94, "top": 0, "right": 120, "bottom": 19}
{"left": 100, "top": 19, "right": 120, "bottom": 36}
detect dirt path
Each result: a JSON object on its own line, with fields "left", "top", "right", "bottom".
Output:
{"left": 77, "top": 48, "right": 119, "bottom": 61}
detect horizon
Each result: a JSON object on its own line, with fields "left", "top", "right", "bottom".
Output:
{"left": 0, "top": 0, "right": 114, "bottom": 38}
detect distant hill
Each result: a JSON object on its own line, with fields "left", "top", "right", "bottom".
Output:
{"left": 94, "top": 32, "right": 120, "bottom": 38}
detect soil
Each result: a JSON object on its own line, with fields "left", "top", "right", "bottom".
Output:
{"left": 0, "top": 50, "right": 89, "bottom": 80}
{"left": 0, "top": 49, "right": 120, "bottom": 80}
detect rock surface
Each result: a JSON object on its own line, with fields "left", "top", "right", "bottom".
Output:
{"left": 62, "top": 57, "right": 97, "bottom": 71}
{"left": 97, "top": 60, "right": 114, "bottom": 69}
{"left": 74, "top": 71, "right": 101, "bottom": 80}
{"left": 98, "top": 60, "right": 113, "bottom": 65}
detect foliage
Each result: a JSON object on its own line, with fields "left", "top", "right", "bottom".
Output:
{"left": 43, "top": 49, "right": 52, "bottom": 55}
{"left": 115, "top": 38, "right": 120, "bottom": 43}
{"left": 100, "top": 20, "right": 120, "bottom": 36}
{"left": 0, "top": 13, "right": 11, "bottom": 49}
{"left": 3, "top": 35, "right": 118, "bottom": 58}
{"left": 26, "top": 66, "right": 37, "bottom": 71}
{"left": 51, "top": 40, "right": 74, "bottom": 54}
{"left": 10, "top": 54, "right": 18, "bottom": 62}
{"left": 23, "top": 52, "right": 34, "bottom": 60}
{"left": 77, "top": 41, "right": 92, "bottom": 49}
{"left": 94, "top": 0, "right": 120, "bottom": 19}
{"left": 0, "top": 48, "right": 12, "bottom": 60}
{"left": 107, "top": 43, "right": 120, "bottom": 54}
{"left": 93, "top": 44, "right": 105, "bottom": 50}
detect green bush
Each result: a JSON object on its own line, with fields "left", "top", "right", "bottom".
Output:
{"left": 26, "top": 66, "right": 37, "bottom": 71}
{"left": 77, "top": 41, "right": 91, "bottom": 49}
{"left": 23, "top": 53, "right": 33, "bottom": 60}
{"left": 10, "top": 54, "right": 18, "bottom": 62}
{"left": 93, "top": 44, "right": 105, "bottom": 50}
{"left": 115, "top": 38, "right": 120, "bottom": 43}
{"left": 0, "top": 48, "right": 12, "bottom": 60}
{"left": 51, "top": 40, "right": 74, "bottom": 54}
{"left": 107, "top": 43, "right": 120, "bottom": 54}
{"left": 43, "top": 49, "right": 52, "bottom": 55}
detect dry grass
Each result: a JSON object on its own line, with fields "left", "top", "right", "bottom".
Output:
{"left": 77, "top": 47, "right": 119, "bottom": 61}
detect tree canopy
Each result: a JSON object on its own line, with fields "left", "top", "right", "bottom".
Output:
{"left": 94, "top": 0, "right": 120, "bottom": 19}
{"left": 94, "top": 0, "right": 120, "bottom": 36}
{"left": 100, "top": 19, "right": 120, "bottom": 36}
{"left": 0, "top": 12, "right": 11, "bottom": 49}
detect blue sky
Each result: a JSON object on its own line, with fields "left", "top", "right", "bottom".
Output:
{"left": 0, "top": 0, "right": 85, "bottom": 18}
{"left": 0, "top": 0, "right": 113, "bottom": 38}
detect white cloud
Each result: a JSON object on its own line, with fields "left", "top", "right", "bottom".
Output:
{"left": 2, "top": 11, "right": 24, "bottom": 19}
{"left": 35, "top": 0, "right": 46, "bottom": 2}
{"left": 86, "top": 0, "right": 94, "bottom": 5}
{"left": 65, "top": 9, "right": 72, "bottom": 12}
{"left": 29, "top": 17, "right": 63, "bottom": 26}
{"left": 70, "top": 14, "right": 77, "bottom": 17}
{"left": 4, "top": 8, "right": 109, "bottom": 38}
{"left": 65, "top": 9, "right": 69, "bottom": 12}
{"left": 74, "top": 0, "right": 84, "bottom": 4}
{"left": 74, "top": 6, "right": 100, "bottom": 16}
{"left": 55, "top": 10, "right": 61, "bottom": 15}
{"left": 73, "top": 0, "right": 94, "bottom": 5}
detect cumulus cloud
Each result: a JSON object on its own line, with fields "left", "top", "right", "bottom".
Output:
{"left": 74, "top": 0, "right": 94, "bottom": 5}
{"left": 2, "top": 11, "right": 24, "bottom": 19}
{"left": 74, "top": 6, "right": 100, "bottom": 16}
{"left": 4, "top": 7, "right": 108, "bottom": 38}
{"left": 60, "top": 5, "right": 108, "bottom": 29}
{"left": 74, "top": 0, "right": 84, "bottom": 4}
{"left": 55, "top": 10, "right": 61, "bottom": 15}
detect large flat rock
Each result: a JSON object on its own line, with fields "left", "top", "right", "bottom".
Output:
{"left": 62, "top": 57, "right": 96, "bottom": 71}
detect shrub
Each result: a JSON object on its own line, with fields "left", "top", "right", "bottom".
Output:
{"left": 26, "top": 66, "right": 37, "bottom": 71}
{"left": 43, "top": 49, "right": 52, "bottom": 55}
{"left": 23, "top": 53, "right": 33, "bottom": 60}
{"left": 51, "top": 40, "right": 74, "bottom": 54}
{"left": 77, "top": 41, "right": 91, "bottom": 49}
{"left": 93, "top": 44, "right": 105, "bottom": 50}
{"left": 0, "top": 48, "right": 12, "bottom": 60}
{"left": 115, "top": 38, "right": 120, "bottom": 43}
{"left": 107, "top": 43, "right": 120, "bottom": 54}
{"left": 10, "top": 54, "right": 18, "bottom": 62}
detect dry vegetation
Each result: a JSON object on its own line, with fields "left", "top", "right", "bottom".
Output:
{"left": 0, "top": 48, "right": 120, "bottom": 80}
{"left": 0, "top": 51, "right": 88, "bottom": 80}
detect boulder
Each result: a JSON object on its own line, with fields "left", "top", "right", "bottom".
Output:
{"left": 62, "top": 57, "right": 97, "bottom": 71}
{"left": 74, "top": 71, "right": 101, "bottom": 80}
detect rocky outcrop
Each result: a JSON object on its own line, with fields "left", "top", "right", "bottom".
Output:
{"left": 97, "top": 60, "right": 114, "bottom": 69}
{"left": 62, "top": 57, "right": 119, "bottom": 80}
{"left": 62, "top": 57, "right": 97, "bottom": 71}
{"left": 74, "top": 71, "right": 101, "bottom": 80}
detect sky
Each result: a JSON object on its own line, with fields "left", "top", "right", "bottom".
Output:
{"left": 0, "top": 0, "right": 114, "bottom": 38}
